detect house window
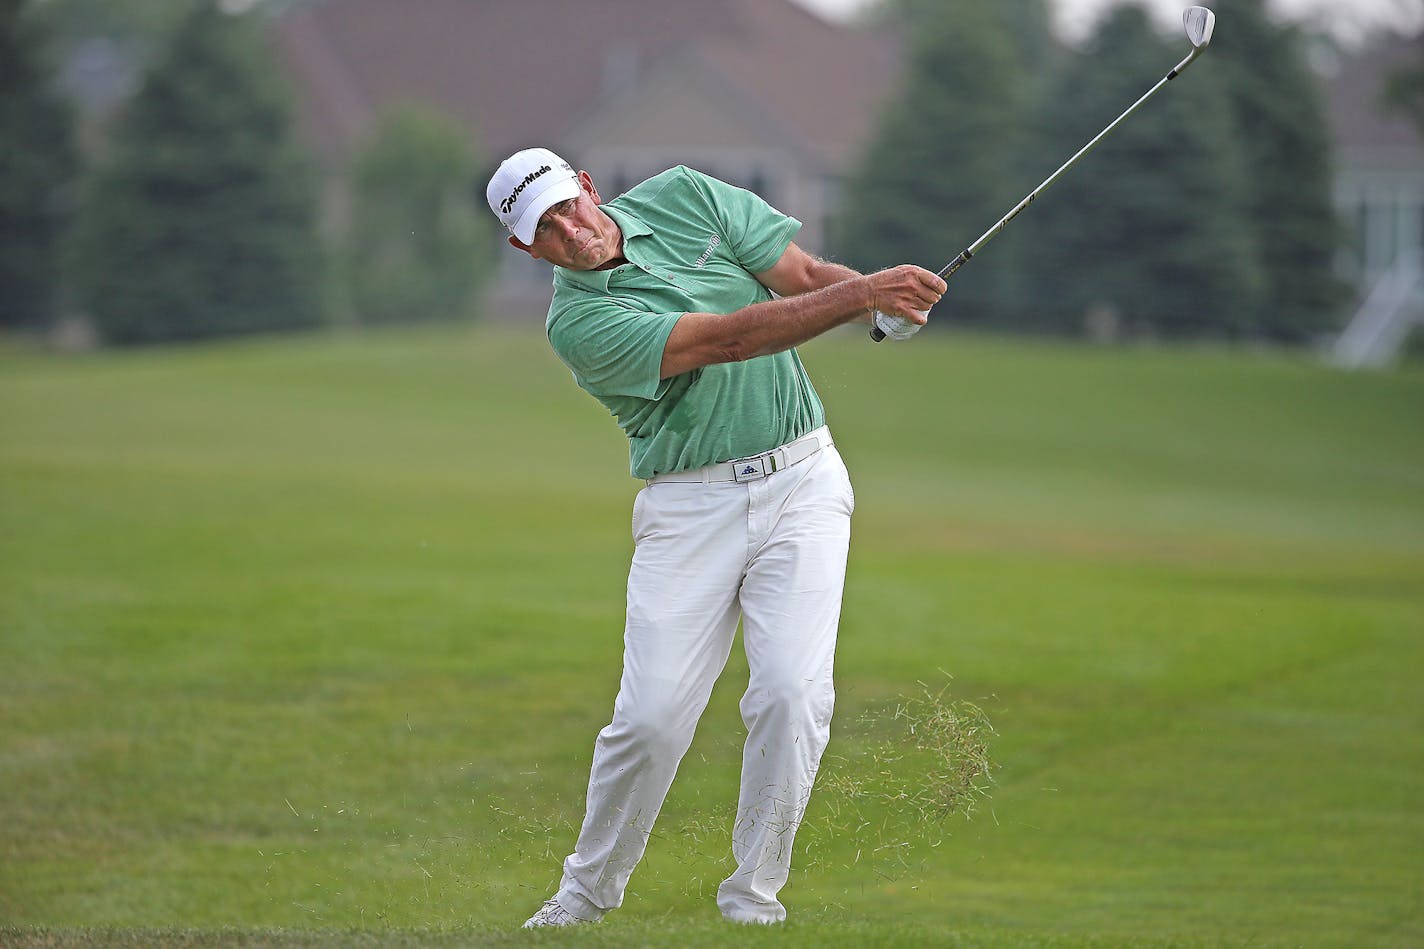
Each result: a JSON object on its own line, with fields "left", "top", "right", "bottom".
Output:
{"left": 708, "top": 164, "right": 776, "bottom": 206}
{"left": 1411, "top": 197, "right": 1424, "bottom": 264}
{"left": 747, "top": 168, "right": 769, "bottom": 201}
{"left": 1354, "top": 200, "right": 1368, "bottom": 274}
{"left": 1361, "top": 198, "right": 1398, "bottom": 276}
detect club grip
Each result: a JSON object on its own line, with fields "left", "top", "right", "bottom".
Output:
{"left": 868, "top": 252, "right": 967, "bottom": 342}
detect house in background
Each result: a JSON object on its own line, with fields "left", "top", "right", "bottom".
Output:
{"left": 270, "top": 0, "right": 899, "bottom": 315}
{"left": 269, "top": 0, "right": 1424, "bottom": 357}
{"left": 1323, "top": 30, "right": 1424, "bottom": 367}
{"left": 1327, "top": 32, "right": 1424, "bottom": 285}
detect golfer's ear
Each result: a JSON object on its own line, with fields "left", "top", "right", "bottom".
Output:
{"left": 508, "top": 234, "right": 538, "bottom": 258}
{"left": 579, "top": 170, "right": 602, "bottom": 204}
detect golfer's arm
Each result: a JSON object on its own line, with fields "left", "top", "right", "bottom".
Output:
{"left": 659, "top": 244, "right": 872, "bottom": 379}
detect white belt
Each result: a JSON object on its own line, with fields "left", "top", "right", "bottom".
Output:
{"left": 646, "top": 427, "right": 832, "bottom": 485}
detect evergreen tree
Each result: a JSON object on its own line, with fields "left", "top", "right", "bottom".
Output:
{"left": 1025, "top": 6, "right": 1263, "bottom": 338}
{"left": 832, "top": 0, "right": 1042, "bottom": 323}
{"left": 0, "top": 1, "right": 79, "bottom": 330}
{"left": 34, "top": 0, "right": 198, "bottom": 50}
{"left": 70, "top": 1, "right": 322, "bottom": 344}
{"left": 342, "top": 106, "right": 494, "bottom": 326}
{"left": 988, "top": 0, "right": 1060, "bottom": 325}
{"left": 1212, "top": 0, "right": 1347, "bottom": 340}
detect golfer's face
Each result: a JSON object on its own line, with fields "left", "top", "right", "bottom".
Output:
{"left": 524, "top": 180, "right": 620, "bottom": 271}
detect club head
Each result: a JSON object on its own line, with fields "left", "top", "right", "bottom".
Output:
{"left": 1183, "top": 6, "right": 1216, "bottom": 49}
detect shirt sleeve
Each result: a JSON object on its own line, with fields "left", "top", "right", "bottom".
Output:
{"left": 682, "top": 169, "right": 801, "bottom": 275}
{"left": 548, "top": 299, "right": 684, "bottom": 400}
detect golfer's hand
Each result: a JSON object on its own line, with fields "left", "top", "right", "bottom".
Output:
{"left": 866, "top": 265, "right": 945, "bottom": 342}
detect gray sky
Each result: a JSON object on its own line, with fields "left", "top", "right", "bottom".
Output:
{"left": 791, "top": 0, "right": 1424, "bottom": 44}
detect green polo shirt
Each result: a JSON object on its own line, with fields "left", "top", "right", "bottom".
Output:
{"left": 547, "top": 166, "right": 826, "bottom": 478}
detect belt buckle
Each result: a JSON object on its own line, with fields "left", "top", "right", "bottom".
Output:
{"left": 732, "top": 456, "right": 768, "bottom": 482}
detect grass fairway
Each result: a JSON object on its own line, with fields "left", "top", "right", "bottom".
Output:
{"left": 1, "top": 326, "right": 1421, "bottom": 947}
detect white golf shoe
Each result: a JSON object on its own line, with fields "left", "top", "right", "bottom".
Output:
{"left": 522, "top": 897, "right": 595, "bottom": 928}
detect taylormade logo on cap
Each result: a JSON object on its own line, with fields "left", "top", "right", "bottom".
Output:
{"left": 486, "top": 147, "right": 581, "bottom": 245}
{"left": 499, "top": 165, "right": 552, "bottom": 215}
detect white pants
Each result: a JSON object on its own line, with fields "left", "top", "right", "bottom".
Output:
{"left": 554, "top": 437, "right": 854, "bottom": 923}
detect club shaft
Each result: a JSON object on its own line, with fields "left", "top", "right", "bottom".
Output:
{"left": 873, "top": 45, "right": 1206, "bottom": 340}
{"left": 945, "top": 47, "right": 1201, "bottom": 276}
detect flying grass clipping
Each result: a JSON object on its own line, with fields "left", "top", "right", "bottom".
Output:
{"left": 803, "top": 682, "right": 997, "bottom": 875}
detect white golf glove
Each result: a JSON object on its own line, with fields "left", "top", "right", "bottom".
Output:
{"left": 872, "top": 310, "right": 928, "bottom": 341}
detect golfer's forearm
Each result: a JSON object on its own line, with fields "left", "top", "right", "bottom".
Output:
{"left": 801, "top": 260, "right": 876, "bottom": 325}
{"left": 660, "top": 277, "right": 872, "bottom": 378}
{"left": 755, "top": 243, "right": 874, "bottom": 326}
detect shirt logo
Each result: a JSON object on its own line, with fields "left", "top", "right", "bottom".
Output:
{"left": 693, "top": 234, "right": 721, "bottom": 269}
{"left": 500, "top": 165, "right": 552, "bottom": 215}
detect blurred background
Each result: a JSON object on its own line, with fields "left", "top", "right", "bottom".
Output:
{"left": 4, "top": 2, "right": 1424, "bottom": 940}
{"left": 3, "top": 0, "right": 1422, "bottom": 362}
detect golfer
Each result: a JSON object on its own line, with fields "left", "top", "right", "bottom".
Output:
{"left": 486, "top": 148, "right": 945, "bottom": 927}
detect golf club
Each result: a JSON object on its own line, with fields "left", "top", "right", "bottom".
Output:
{"left": 871, "top": 5, "right": 1217, "bottom": 341}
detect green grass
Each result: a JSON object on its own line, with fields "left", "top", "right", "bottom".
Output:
{"left": 2, "top": 325, "right": 1421, "bottom": 947}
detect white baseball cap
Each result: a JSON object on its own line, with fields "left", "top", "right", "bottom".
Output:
{"left": 486, "top": 147, "right": 581, "bottom": 245}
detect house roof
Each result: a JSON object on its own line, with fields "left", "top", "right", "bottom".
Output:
{"left": 687, "top": 0, "right": 899, "bottom": 168}
{"left": 269, "top": 0, "right": 899, "bottom": 171}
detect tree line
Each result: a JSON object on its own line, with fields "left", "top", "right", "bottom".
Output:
{"left": 2, "top": 0, "right": 1413, "bottom": 346}
{"left": 2, "top": 0, "right": 495, "bottom": 345}
{"left": 833, "top": 0, "right": 1349, "bottom": 343}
